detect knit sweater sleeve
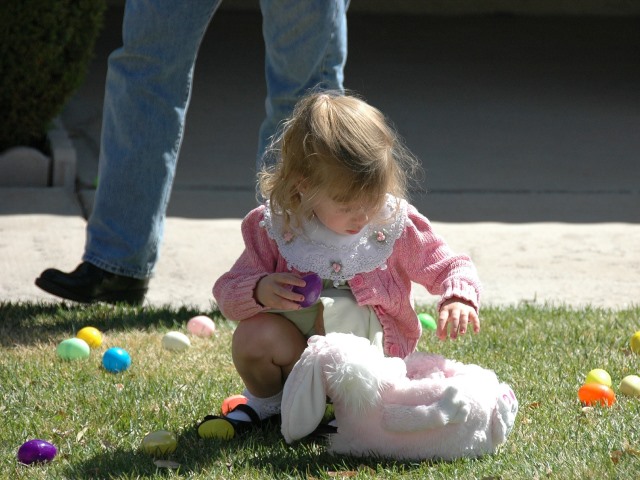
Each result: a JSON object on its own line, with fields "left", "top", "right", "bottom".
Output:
{"left": 212, "top": 206, "right": 279, "bottom": 320}
{"left": 400, "top": 205, "right": 482, "bottom": 312}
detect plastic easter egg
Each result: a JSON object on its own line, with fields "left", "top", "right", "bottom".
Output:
{"left": 161, "top": 331, "right": 191, "bottom": 351}
{"left": 418, "top": 313, "right": 437, "bottom": 331}
{"left": 56, "top": 338, "right": 90, "bottom": 361}
{"left": 187, "top": 315, "right": 216, "bottom": 337}
{"left": 17, "top": 439, "right": 57, "bottom": 464}
{"left": 102, "top": 347, "right": 131, "bottom": 373}
{"left": 76, "top": 326, "right": 103, "bottom": 348}
{"left": 578, "top": 383, "right": 616, "bottom": 407}
{"left": 619, "top": 375, "right": 640, "bottom": 397}
{"left": 585, "top": 368, "right": 612, "bottom": 387}
{"left": 630, "top": 331, "right": 640, "bottom": 354}
{"left": 323, "top": 403, "right": 335, "bottom": 423}
{"left": 221, "top": 394, "right": 247, "bottom": 415}
{"left": 292, "top": 273, "right": 323, "bottom": 308}
{"left": 141, "top": 430, "right": 177, "bottom": 456}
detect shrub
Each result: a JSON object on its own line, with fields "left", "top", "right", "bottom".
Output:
{"left": 0, "top": 0, "right": 106, "bottom": 153}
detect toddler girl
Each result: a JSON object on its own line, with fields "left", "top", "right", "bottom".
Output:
{"left": 198, "top": 91, "right": 481, "bottom": 439}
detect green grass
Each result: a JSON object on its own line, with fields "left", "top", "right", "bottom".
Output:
{"left": 1, "top": 301, "right": 639, "bottom": 479}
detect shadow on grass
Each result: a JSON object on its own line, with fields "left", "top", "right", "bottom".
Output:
{"left": 250, "top": 440, "right": 433, "bottom": 478}
{"left": 0, "top": 301, "right": 222, "bottom": 347}
{"left": 60, "top": 427, "right": 222, "bottom": 478}
{"left": 63, "top": 423, "right": 429, "bottom": 478}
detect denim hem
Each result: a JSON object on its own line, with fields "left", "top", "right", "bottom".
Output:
{"left": 83, "top": 254, "right": 152, "bottom": 280}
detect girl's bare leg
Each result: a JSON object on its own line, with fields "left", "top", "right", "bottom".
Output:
{"left": 232, "top": 313, "right": 307, "bottom": 398}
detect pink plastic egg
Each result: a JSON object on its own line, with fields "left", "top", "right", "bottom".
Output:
{"left": 187, "top": 315, "right": 216, "bottom": 337}
{"left": 292, "top": 273, "right": 323, "bottom": 308}
{"left": 17, "top": 439, "right": 57, "bottom": 464}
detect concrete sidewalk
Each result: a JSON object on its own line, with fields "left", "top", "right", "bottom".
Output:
{"left": 1, "top": 7, "right": 639, "bottom": 310}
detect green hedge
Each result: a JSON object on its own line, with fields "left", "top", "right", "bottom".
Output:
{"left": 0, "top": 0, "right": 106, "bottom": 153}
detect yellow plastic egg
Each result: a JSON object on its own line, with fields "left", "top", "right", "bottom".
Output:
{"left": 585, "top": 368, "right": 612, "bottom": 387}
{"left": 76, "top": 326, "right": 103, "bottom": 348}
{"left": 619, "top": 375, "right": 640, "bottom": 397}
{"left": 141, "top": 430, "right": 177, "bottom": 456}
{"left": 630, "top": 331, "right": 640, "bottom": 354}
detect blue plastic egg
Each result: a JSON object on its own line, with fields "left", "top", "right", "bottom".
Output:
{"left": 102, "top": 347, "right": 131, "bottom": 373}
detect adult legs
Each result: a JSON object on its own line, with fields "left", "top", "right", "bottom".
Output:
{"left": 257, "top": 0, "right": 349, "bottom": 170}
{"left": 36, "top": 0, "right": 350, "bottom": 304}
{"left": 35, "top": 0, "right": 223, "bottom": 303}
{"left": 90, "top": 0, "right": 349, "bottom": 275}
{"left": 85, "top": 0, "right": 224, "bottom": 279}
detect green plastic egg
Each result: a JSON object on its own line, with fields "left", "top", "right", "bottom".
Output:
{"left": 418, "top": 313, "right": 437, "bottom": 331}
{"left": 56, "top": 338, "right": 90, "bottom": 361}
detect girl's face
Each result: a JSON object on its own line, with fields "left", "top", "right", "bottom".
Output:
{"left": 309, "top": 191, "right": 378, "bottom": 236}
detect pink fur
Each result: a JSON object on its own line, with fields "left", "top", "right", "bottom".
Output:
{"left": 281, "top": 333, "right": 518, "bottom": 461}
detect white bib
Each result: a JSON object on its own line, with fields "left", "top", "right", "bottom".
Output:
{"left": 261, "top": 195, "right": 408, "bottom": 285}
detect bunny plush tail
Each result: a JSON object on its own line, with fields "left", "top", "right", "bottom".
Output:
{"left": 491, "top": 383, "right": 518, "bottom": 445}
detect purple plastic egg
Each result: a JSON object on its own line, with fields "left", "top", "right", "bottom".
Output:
{"left": 292, "top": 273, "right": 323, "bottom": 308}
{"left": 17, "top": 439, "right": 57, "bottom": 465}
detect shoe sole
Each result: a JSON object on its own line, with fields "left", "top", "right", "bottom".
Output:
{"left": 35, "top": 277, "right": 146, "bottom": 305}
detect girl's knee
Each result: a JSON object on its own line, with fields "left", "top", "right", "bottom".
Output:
{"left": 232, "top": 314, "right": 305, "bottom": 359}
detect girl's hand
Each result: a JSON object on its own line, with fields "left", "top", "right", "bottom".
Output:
{"left": 255, "top": 273, "right": 307, "bottom": 310}
{"left": 437, "top": 297, "right": 480, "bottom": 341}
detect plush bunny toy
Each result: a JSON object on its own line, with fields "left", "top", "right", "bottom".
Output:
{"left": 281, "top": 332, "right": 518, "bottom": 461}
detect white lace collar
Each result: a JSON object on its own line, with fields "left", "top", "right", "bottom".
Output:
{"left": 260, "top": 195, "right": 408, "bottom": 285}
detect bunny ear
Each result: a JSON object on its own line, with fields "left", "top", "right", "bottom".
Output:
{"left": 281, "top": 337, "right": 329, "bottom": 443}
{"left": 491, "top": 383, "right": 519, "bottom": 445}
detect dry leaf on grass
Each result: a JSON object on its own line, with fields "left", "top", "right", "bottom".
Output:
{"left": 154, "top": 459, "right": 181, "bottom": 469}
{"left": 76, "top": 425, "right": 89, "bottom": 442}
{"left": 327, "top": 470, "right": 357, "bottom": 478}
{"left": 611, "top": 439, "right": 640, "bottom": 463}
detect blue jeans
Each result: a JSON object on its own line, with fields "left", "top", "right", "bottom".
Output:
{"left": 84, "top": 0, "right": 348, "bottom": 279}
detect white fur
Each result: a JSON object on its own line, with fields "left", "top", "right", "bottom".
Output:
{"left": 281, "top": 333, "right": 518, "bottom": 461}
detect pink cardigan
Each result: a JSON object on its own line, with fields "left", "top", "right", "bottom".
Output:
{"left": 213, "top": 204, "right": 481, "bottom": 358}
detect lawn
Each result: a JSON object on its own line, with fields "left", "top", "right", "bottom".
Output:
{"left": 1, "top": 301, "right": 639, "bottom": 479}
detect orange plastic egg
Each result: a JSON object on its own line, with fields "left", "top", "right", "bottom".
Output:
{"left": 221, "top": 394, "right": 247, "bottom": 415}
{"left": 578, "top": 383, "right": 616, "bottom": 407}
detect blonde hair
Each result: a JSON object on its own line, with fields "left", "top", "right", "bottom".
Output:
{"left": 259, "top": 91, "right": 419, "bottom": 229}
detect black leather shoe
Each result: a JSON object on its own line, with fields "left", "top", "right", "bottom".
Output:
{"left": 35, "top": 262, "right": 149, "bottom": 305}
